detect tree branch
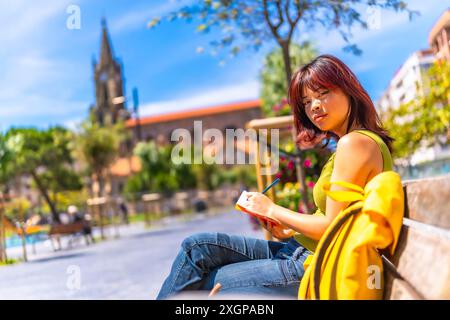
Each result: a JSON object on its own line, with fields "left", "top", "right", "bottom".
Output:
{"left": 285, "top": 0, "right": 293, "bottom": 26}
{"left": 286, "top": 0, "right": 303, "bottom": 43}
{"left": 274, "top": 0, "right": 284, "bottom": 30}
{"left": 263, "top": 0, "right": 283, "bottom": 43}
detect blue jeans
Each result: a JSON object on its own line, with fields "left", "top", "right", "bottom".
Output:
{"left": 156, "top": 232, "right": 312, "bottom": 300}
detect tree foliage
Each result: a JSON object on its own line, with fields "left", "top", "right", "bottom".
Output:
{"left": 383, "top": 60, "right": 450, "bottom": 160}
{"left": 149, "top": 0, "right": 417, "bottom": 61}
{"left": 73, "top": 120, "right": 126, "bottom": 197}
{"left": 124, "top": 141, "right": 197, "bottom": 199}
{"left": 260, "top": 41, "right": 317, "bottom": 116}
{"left": 3, "top": 127, "right": 82, "bottom": 221}
{"left": 0, "top": 133, "right": 14, "bottom": 190}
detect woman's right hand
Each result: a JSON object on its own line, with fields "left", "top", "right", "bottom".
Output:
{"left": 258, "top": 218, "right": 296, "bottom": 240}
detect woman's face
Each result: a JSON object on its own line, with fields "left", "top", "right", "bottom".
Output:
{"left": 301, "top": 86, "right": 351, "bottom": 137}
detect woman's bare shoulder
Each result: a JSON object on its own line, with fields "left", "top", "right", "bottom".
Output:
{"left": 338, "top": 131, "right": 378, "bottom": 151}
{"left": 335, "top": 131, "right": 380, "bottom": 166}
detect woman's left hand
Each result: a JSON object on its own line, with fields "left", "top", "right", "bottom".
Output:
{"left": 242, "top": 192, "right": 280, "bottom": 224}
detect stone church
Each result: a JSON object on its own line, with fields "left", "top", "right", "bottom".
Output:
{"left": 91, "top": 18, "right": 130, "bottom": 127}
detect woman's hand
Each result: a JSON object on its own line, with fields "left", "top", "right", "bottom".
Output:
{"left": 243, "top": 192, "right": 297, "bottom": 239}
{"left": 258, "top": 218, "right": 296, "bottom": 240}
{"left": 243, "top": 192, "right": 280, "bottom": 224}
{"left": 269, "top": 224, "right": 297, "bottom": 240}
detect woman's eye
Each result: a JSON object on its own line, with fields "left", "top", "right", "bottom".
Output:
{"left": 320, "top": 90, "right": 329, "bottom": 97}
{"left": 304, "top": 100, "right": 311, "bottom": 106}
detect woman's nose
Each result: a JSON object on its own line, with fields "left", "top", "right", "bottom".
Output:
{"left": 311, "top": 98, "right": 321, "bottom": 110}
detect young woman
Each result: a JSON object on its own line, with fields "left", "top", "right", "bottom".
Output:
{"left": 156, "top": 54, "right": 394, "bottom": 300}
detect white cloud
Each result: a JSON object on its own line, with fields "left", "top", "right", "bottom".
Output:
{"left": 0, "top": 0, "right": 70, "bottom": 44}
{"left": 139, "top": 80, "right": 260, "bottom": 117}
{"left": 0, "top": 95, "right": 86, "bottom": 118}
{"left": 0, "top": 1, "right": 91, "bottom": 129}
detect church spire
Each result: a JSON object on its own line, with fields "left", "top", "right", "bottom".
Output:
{"left": 92, "top": 17, "right": 130, "bottom": 127}
{"left": 99, "top": 17, "right": 113, "bottom": 68}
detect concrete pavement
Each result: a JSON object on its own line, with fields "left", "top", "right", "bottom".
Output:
{"left": 0, "top": 208, "right": 264, "bottom": 299}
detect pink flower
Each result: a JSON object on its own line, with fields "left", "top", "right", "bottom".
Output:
{"left": 275, "top": 172, "right": 282, "bottom": 179}
{"left": 287, "top": 160, "right": 295, "bottom": 170}
{"left": 307, "top": 181, "right": 315, "bottom": 189}
{"left": 303, "top": 158, "right": 312, "bottom": 168}
{"left": 280, "top": 97, "right": 288, "bottom": 105}
{"left": 272, "top": 104, "right": 281, "bottom": 112}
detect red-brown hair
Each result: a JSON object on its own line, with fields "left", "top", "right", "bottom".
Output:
{"left": 288, "top": 54, "right": 393, "bottom": 151}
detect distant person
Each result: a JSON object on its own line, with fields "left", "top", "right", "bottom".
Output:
{"left": 68, "top": 205, "right": 83, "bottom": 223}
{"left": 58, "top": 211, "right": 71, "bottom": 225}
{"left": 68, "top": 205, "right": 95, "bottom": 245}
{"left": 119, "top": 200, "right": 129, "bottom": 225}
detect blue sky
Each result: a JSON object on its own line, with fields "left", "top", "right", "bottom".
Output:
{"left": 0, "top": 0, "right": 448, "bottom": 131}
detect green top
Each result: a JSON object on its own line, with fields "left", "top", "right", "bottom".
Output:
{"left": 293, "top": 129, "right": 393, "bottom": 252}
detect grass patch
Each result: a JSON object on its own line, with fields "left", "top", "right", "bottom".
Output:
{"left": 0, "top": 258, "right": 19, "bottom": 266}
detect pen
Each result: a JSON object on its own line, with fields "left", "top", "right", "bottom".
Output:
{"left": 261, "top": 178, "right": 281, "bottom": 194}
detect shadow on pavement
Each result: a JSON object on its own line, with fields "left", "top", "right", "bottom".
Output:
{"left": 29, "top": 252, "right": 89, "bottom": 263}
{"left": 130, "top": 226, "right": 187, "bottom": 240}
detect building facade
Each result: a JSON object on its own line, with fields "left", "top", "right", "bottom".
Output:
{"left": 108, "top": 99, "right": 263, "bottom": 195}
{"left": 126, "top": 100, "right": 262, "bottom": 146}
{"left": 429, "top": 9, "right": 450, "bottom": 63}
{"left": 377, "top": 49, "right": 435, "bottom": 115}
{"left": 377, "top": 9, "right": 450, "bottom": 167}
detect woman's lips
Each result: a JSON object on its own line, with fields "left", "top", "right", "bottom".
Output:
{"left": 314, "top": 114, "right": 328, "bottom": 122}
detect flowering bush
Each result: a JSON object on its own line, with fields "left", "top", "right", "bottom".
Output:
{"left": 274, "top": 139, "right": 331, "bottom": 213}
{"left": 271, "top": 98, "right": 292, "bottom": 116}
{"left": 276, "top": 182, "right": 303, "bottom": 212}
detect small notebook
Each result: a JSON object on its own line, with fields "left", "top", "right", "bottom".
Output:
{"left": 235, "top": 191, "right": 280, "bottom": 226}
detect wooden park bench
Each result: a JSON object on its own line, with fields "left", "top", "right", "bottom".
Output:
{"left": 383, "top": 174, "right": 450, "bottom": 300}
{"left": 48, "top": 221, "right": 85, "bottom": 236}
{"left": 48, "top": 221, "right": 93, "bottom": 250}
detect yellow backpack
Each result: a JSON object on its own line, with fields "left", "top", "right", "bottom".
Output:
{"left": 298, "top": 171, "right": 404, "bottom": 300}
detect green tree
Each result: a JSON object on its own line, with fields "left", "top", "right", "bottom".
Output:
{"left": 124, "top": 141, "right": 197, "bottom": 199}
{"left": 261, "top": 41, "right": 317, "bottom": 116}
{"left": 384, "top": 60, "right": 450, "bottom": 160}
{"left": 74, "top": 120, "right": 125, "bottom": 198}
{"left": 0, "top": 132, "right": 14, "bottom": 192}
{"left": 0, "top": 133, "right": 14, "bottom": 262}
{"left": 4, "top": 127, "right": 82, "bottom": 222}
{"left": 192, "top": 162, "right": 223, "bottom": 191}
